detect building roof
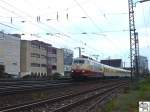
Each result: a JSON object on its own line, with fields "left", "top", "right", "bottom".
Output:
{"left": 100, "top": 59, "right": 122, "bottom": 68}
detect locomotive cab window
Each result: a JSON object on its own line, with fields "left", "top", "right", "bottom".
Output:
{"left": 73, "top": 60, "right": 85, "bottom": 64}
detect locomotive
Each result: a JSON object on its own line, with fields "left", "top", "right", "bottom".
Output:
{"left": 71, "top": 57, "right": 130, "bottom": 79}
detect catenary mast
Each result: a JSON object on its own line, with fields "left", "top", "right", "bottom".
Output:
{"left": 128, "top": 0, "right": 139, "bottom": 79}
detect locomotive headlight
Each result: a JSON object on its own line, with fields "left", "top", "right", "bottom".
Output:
{"left": 71, "top": 70, "right": 74, "bottom": 72}
{"left": 82, "top": 70, "right": 85, "bottom": 73}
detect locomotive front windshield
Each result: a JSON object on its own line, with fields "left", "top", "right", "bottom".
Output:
{"left": 73, "top": 59, "right": 85, "bottom": 64}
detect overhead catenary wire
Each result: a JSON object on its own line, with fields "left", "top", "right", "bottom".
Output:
{"left": 0, "top": 0, "right": 148, "bottom": 63}
{"left": 0, "top": 22, "right": 18, "bottom": 30}
{"left": 73, "top": 0, "right": 129, "bottom": 52}
{"left": 0, "top": 0, "right": 92, "bottom": 47}
{"left": 0, "top": 0, "right": 128, "bottom": 58}
{"left": 0, "top": 1, "right": 66, "bottom": 44}
{"left": 0, "top": 0, "right": 90, "bottom": 50}
{"left": 73, "top": 0, "right": 105, "bottom": 36}
{"left": 0, "top": 0, "right": 53, "bottom": 32}
{"left": 23, "top": 0, "right": 93, "bottom": 17}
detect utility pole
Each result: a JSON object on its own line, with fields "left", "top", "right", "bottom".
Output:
{"left": 75, "top": 47, "right": 84, "bottom": 58}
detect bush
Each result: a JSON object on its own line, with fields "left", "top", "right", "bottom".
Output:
{"left": 102, "top": 77, "right": 150, "bottom": 112}
{"left": 52, "top": 72, "right": 62, "bottom": 79}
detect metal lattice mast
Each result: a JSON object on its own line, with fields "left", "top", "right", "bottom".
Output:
{"left": 128, "top": 0, "right": 138, "bottom": 79}
{"left": 128, "top": 0, "right": 150, "bottom": 80}
{"left": 135, "top": 32, "right": 140, "bottom": 75}
{"left": 135, "top": 33, "right": 139, "bottom": 59}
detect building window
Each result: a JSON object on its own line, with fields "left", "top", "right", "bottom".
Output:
{"left": 51, "top": 57, "right": 57, "bottom": 64}
{"left": 31, "top": 63, "right": 40, "bottom": 67}
{"left": 40, "top": 46, "right": 47, "bottom": 51}
{"left": 12, "top": 62, "right": 17, "bottom": 65}
{"left": 52, "top": 65, "right": 57, "bottom": 70}
{"left": 31, "top": 53, "right": 40, "bottom": 58}
{"left": 52, "top": 48, "right": 56, "bottom": 54}
{"left": 31, "top": 43, "right": 40, "bottom": 49}
{"left": 47, "top": 57, "right": 51, "bottom": 62}
{"left": 41, "top": 64, "right": 47, "bottom": 67}
{"left": 41, "top": 55, "right": 47, "bottom": 59}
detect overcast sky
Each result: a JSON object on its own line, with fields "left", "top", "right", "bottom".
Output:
{"left": 0, "top": 0, "right": 150, "bottom": 68}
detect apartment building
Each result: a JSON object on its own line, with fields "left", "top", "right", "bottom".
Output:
{"left": 20, "top": 40, "right": 49, "bottom": 77}
{"left": 0, "top": 32, "right": 20, "bottom": 77}
{"left": 20, "top": 40, "right": 65, "bottom": 77}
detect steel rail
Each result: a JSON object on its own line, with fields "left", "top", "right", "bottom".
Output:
{"left": 0, "top": 82, "right": 73, "bottom": 95}
{"left": 85, "top": 84, "right": 128, "bottom": 112}
{"left": 0, "top": 79, "right": 124, "bottom": 95}
{"left": 51, "top": 83, "right": 127, "bottom": 112}
{"left": 0, "top": 79, "right": 73, "bottom": 86}
{"left": 0, "top": 81, "right": 128, "bottom": 112}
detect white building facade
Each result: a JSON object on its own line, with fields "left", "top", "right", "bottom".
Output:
{"left": 0, "top": 32, "right": 20, "bottom": 76}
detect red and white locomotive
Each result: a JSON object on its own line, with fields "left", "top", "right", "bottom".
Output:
{"left": 71, "top": 57, "right": 130, "bottom": 79}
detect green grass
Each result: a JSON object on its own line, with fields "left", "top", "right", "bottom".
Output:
{"left": 32, "top": 91, "right": 49, "bottom": 100}
{"left": 101, "top": 77, "right": 150, "bottom": 112}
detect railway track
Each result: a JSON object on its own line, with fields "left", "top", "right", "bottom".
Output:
{"left": 0, "top": 83, "right": 73, "bottom": 95}
{"left": 0, "top": 79, "right": 124, "bottom": 95}
{"left": 0, "top": 79, "right": 117, "bottom": 108}
{"left": 0, "top": 79, "right": 74, "bottom": 95}
{"left": 0, "top": 79, "right": 73, "bottom": 86}
{"left": 0, "top": 80, "right": 129, "bottom": 112}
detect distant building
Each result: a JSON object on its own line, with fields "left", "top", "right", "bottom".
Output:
{"left": 63, "top": 48, "right": 73, "bottom": 65}
{"left": 63, "top": 48, "right": 73, "bottom": 72}
{"left": 20, "top": 40, "right": 65, "bottom": 77}
{"left": 20, "top": 40, "right": 49, "bottom": 77}
{"left": 136, "top": 56, "right": 149, "bottom": 74}
{"left": 100, "top": 59, "right": 123, "bottom": 68}
{"left": 0, "top": 31, "right": 20, "bottom": 77}
{"left": 57, "top": 49, "right": 64, "bottom": 75}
